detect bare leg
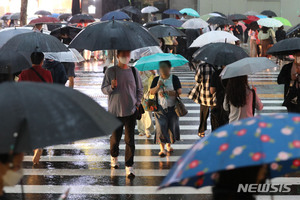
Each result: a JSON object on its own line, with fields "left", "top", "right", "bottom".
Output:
{"left": 68, "top": 77, "right": 74, "bottom": 88}
{"left": 33, "top": 149, "right": 43, "bottom": 165}
{"left": 166, "top": 143, "right": 174, "bottom": 153}
{"left": 159, "top": 143, "right": 166, "bottom": 157}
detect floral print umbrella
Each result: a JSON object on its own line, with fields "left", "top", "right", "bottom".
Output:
{"left": 160, "top": 113, "right": 300, "bottom": 189}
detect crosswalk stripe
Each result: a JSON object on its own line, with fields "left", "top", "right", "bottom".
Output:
{"left": 4, "top": 185, "right": 212, "bottom": 194}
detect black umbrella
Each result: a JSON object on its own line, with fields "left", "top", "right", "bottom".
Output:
{"left": 8, "top": 13, "right": 20, "bottom": 20}
{"left": 267, "top": 38, "right": 300, "bottom": 56}
{"left": 50, "top": 26, "right": 82, "bottom": 40}
{"left": 261, "top": 10, "right": 277, "bottom": 17}
{"left": 211, "top": 11, "right": 226, "bottom": 17}
{"left": 228, "top": 14, "right": 247, "bottom": 21}
{"left": 148, "top": 25, "right": 185, "bottom": 38}
{"left": 0, "top": 32, "right": 69, "bottom": 53}
{"left": 0, "top": 50, "right": 31, "bottom": 74}
{"left": 69, "top": 14, "right": 95, "bottom": 23}
{"left": 1, "top": 13, "right": 12, "bottom": 20}
{"left": 59, "top": 13, "right": 72, "bottom": 21}
{"left": 0, "top": 82, "right": 121, "bottom": 153}
{"left": 121, "top": 6, "right": 142, "bottom": 15}
{"left": 35, "top": 10, "right": 52, "bottom": 16}
{"left": 286, "top": 23, "right": 300, "bottom": 38}
{"left": 207, "top": 16, "right": 234, "bottom": 26}
{"left": 143, "top": 21, "right": 161, "bottom": 28}
{"left": 193, "top": 43, "right": 249, "bottom": 66}
{"left": 69, "top": 20, "right": 159, "bottom": 51}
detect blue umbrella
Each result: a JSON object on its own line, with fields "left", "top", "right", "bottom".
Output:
{"left": 101, "top": 11, "right": 130, "bottom": 21}
{"left": 160, "top": 18, "right": 183, "bottom": 28}
{"left": 256, "top": 15, "right": 268, "bottom": 19}
{"left": 179, "top": 8, "right": 200, "bottom": 17}
{"left": 160, "top": 113, "right": 300, "bottom": 189}
{"left": 163, "top": 9, "right": 182, "bottom": 16}
{"left": 134, "top": 53, "right": 188, "bottom": 71}
{"left": 49, "top": 13, "right": 59, "bottom": 18}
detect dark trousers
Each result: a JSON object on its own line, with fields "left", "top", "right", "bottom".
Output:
{"left": 199, "top": 105, "right": 216, "bottom": 133}
{"left": 110, "top": 113, "right": 136, "bottom": 167}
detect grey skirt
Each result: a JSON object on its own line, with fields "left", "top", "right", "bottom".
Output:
{"left": 154, "top": 106, "right": 180, "bottom": 144}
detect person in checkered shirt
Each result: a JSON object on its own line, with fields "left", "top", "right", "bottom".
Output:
{"left": 188, "top": 62, "right": 217, "bottom": 137}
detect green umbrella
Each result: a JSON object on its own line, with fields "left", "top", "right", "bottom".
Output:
{"left": 134, "top": 53, "right": 188, "bottom": 71}
{"left": 274, "top": 17, "right": 292, "bottom": 27}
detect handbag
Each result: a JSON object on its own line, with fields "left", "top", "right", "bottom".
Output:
{"left": 142, "top": 91, "right": 158, "bottom": 112}
{"left": 131, "top": 67, "right": 145, "bottom": 120}
{"left": 174, "top": 93, "right": 188, "bottom": 117}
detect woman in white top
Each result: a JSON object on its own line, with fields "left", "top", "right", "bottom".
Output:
{"left": 223, "top": 76, "right": 263, "bottom": 123}
{"left": 258, "top": 26, "right": 276, "bottom": 57}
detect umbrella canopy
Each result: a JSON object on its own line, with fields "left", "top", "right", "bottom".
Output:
{"left": 8, "top": 13, "right": 20, "bottom": 20}
{"left": 0, "top": 27, "right": 33, "bottom": 48}
{"left": 130, "top": 46, "right": 163, "bottom": 60}
{"left": 0, "top": 82, "right": 121, "bottom": 153}
{"left": 148, "top": 25, "right": 185, "bottom": 38}
{"left": 143, "top": 21, "right": 161, "bottom": 28}
{"left": 256, "top": 15, "right": 268, "bottom": 19}
{"left": 179, "top": 8, "right": 200, "bottom": 17}
{"left": 50, "top": 26, "right": 82, "bottom": 40}
{"left": 134, "top": 53, "right": 188, "bottom": 71}
{"left": 286, "top": 23, "right": 300, "bottom": 38}
{"left": 244, "top": 11, "right": 259, "bottom": 16}
{"left": 221, "top": 57, "right": 278, "bottom": 79}
{"left": 200, "top": 14, "right": 214, "bottom": 21}
{"left": 182, "top": 18, "right": 208, "bottom": 29}
{"left": 101, "top": 11, "right": 130, "bottom": 21}
{"left": 44, "top": 48, "right": 84, "bottom": 63}
{"left": 274, "top": 17, "right": 292, "bottom": 27}
{"left": 69, "top": 20, "right": 159, "bottom": 51}
{"left": 121, "top": 6, "right": 141, "bottom": 15}
{"left": 261, "top": 10, "right": 277, "bottom": 17}
{"left": 1, "top": 13, "right": 12, "bottom": 20}
{"left": 207, "top": 16, "right": 234, "bottom": 26}
{"left": 35, "top": 10, "right": 52, "bottom": 16}
{"left": 160, "top": 18, "right": 183, "bottom": 28}
{"left": 0, "top": 32, "right": 69, "bottom": 53}
{"left": 163, "top": 9, "right": 182, "bottom": 16}
{"left": 267, "top": 38, "right": 300, "bottom": 56}
{"left": 243, "top": 15, "right": 259, "bottom": 24}
{"left": 160, "top": 113, "right": 300, "bottom": 189}
{"left": 228, "top": 14, "right": 247, "bottom": 21}
{"left": 59, "top": 13, "right": 71, "bottom": 21}
{"left": 0, "top": 50, "right": 31, "bottom": 74}
{"left": 193, "top": 43, "right": 248, "bottom": 66}
{"left": 257, "top": 18, "right": 283, "bottom": 28}
{"left": 50, "top": 13, "right": 59, "bottom": 18}
{"left": 190, "top": 31, "right": 239, "bottom": 48}
{"left": 210, "top": 12, "right": 226, "bottom": 17}
{"left": 29, "top": 16, "right": 60, "bottom": 25}
{"left": 141, "top": 6, "right": 159, "bottom": 14}
{"left": 69, "top": 14, "right": 95, "bottom": 23}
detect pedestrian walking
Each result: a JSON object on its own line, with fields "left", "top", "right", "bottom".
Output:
{"left": 150, "top": 61, "right": 182, "bottom": 157}
{"left": 278, "top": 52, "right": 300, "bottom": 113}
{"left": 101, "top": 50, "right": 143, "bottom": 178}
{"left": 180, "top": 13, "right": 187, "bottom": 21}
{"left": 185, "top": 29, "right": 201, "bottom": 70}
{"left": 258, "top": 26, "right": 276, "bottom": 57}
{"left": 150, "top": 13, "right": 157, "bottom": 22}
{"left": 0, "top": 153, "right": 24, "bottom": 198}
{"left": 43, "top": 59, "right": 68, "bottom": 85}
{"left": 275, "top": 26, "right": 286, "bottom": 42}
{"left": 137, "top": 70, "right": 156, "bottom": 138}
{"left": 18, "top": 52, "right": 53, "bottom": 165}
{"left": 230, "top": 20, "right": 243, "bottom": 45}
{"left": 210, "top": 65, "right": 229, "bottom": 129}
{"left": 63, "top": 62, "right": 76, "bottom": 88}
{"left": 188, "top": 63, "right": 216, "bottom": 137}
{"left": 248, "top": 28, "right": 259, "bottom": 57}
{"left": 223, "top": 75, "right": 263, "bottom": 123}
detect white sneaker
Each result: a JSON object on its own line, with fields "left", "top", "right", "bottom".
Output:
{"left": 111, "top": 157, "right": 119, "bottom": 169}
{"left": 125, "top": 166, "right": 135, "bottom": 178}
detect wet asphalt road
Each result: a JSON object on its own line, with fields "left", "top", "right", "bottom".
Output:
{"left": 4, "top": 60, "right": 292, "bottom": 200}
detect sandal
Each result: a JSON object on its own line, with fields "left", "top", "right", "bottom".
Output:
{"left": 198, "top": 132, "right": 205, "bottom": 138}
{"left": 166, "top": 147, "right": 174, "bottom": 153}
{"left": 158, "top": 151, "right": 166, "bottom": 157}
